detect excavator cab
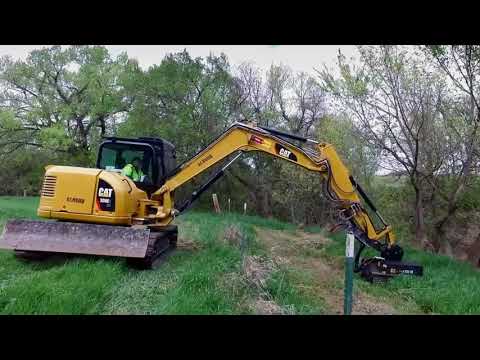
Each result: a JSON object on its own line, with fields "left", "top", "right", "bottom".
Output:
{"left": 96, "top": 137, "right": 177, "bottom": 195}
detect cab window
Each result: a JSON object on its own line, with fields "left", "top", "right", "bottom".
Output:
{"left": 98, "top": 143, "right": 154, "bottom": 182}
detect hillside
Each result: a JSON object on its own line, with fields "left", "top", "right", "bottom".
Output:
{"left": 0, "top": 197, "right": 479, "bottom": 315}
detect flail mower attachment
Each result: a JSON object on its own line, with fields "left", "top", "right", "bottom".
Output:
{"left": 354, "top": 242, "right": 423, "bottom": 283}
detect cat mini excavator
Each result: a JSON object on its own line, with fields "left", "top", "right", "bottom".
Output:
{"left": 0, "top": 122, "right": 423, "bottom": 282}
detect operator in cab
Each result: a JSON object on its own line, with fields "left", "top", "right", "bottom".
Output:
{"left": 122, "top": 157, "right": 145, "bottom": 182}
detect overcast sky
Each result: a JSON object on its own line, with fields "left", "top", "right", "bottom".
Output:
{"left": 0, "top": 45, "right": 359, "bottom": 75}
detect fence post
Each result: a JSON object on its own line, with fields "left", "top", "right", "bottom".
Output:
{"left": 243, "top": 202, "right": 247, "bottom": 215}
{"left": 23, "top": 189, "right": 27, "bottom": 198}
{"left": 212, "top": 194, "right": 221, "bottom": 214}
{"left": 344, "top": 232, "right": 355, "bottom": 315}
{"left": 228, "top": 198, "right": 231, "bottom": 213}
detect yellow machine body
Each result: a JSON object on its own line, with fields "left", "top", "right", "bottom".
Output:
{"left": 38, "top": 165, "right": 148, "bottom": 226}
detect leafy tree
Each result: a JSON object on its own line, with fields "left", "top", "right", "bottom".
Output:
{"left": 119, "top": 50, "right": 237, "bottom": 162}
{"left": 315, "top": 114, "right": 379, "bottom": 189}
{"left": 422, "top": 45, "right": 480, "bottom": 254}
{"left": 319, "top": 46, "right": 449, "bottom": 248}
{"left": 0, "top": 45, "right": 141, "bottom": 165}
{"left": 230, "top": 63, "right": 329, "bottom": 221}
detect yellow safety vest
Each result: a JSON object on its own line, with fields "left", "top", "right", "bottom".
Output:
{"left": 122, "top": 164, "right": 144, "bottom": 182}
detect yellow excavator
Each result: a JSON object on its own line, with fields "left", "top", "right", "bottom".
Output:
{"left": 0, "top": 121, "right": 423, "bottom": 282}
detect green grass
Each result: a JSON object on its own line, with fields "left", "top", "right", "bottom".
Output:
{"left": 0, "top": 197, "right": 317, "bottom": 314}
{"left": 325, "top": 231, "right": 480, "bottom": 314}
{"left": 104, "top": 212, "right": 321, "bottom": 315}
{"left": 0, "top": 197, "right": 126, "bottom": 314}
{"left": 0, "top": 198, "right": 252, "bottom": 314}
{"left": 0, "top": 196, "right": 39, "bottom": 228}
{"left": 0, "top": 256, "right": 124, "bottom": 314}
{"left": 264, "top": 268, "right": 327, "bottom": 314}
{"left": 104, "top": 247, "right": 250, "bottom": 315}
{"left": 1, "top": 197, "right": 479, "bottom": 315}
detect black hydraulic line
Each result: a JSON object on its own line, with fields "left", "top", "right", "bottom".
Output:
{"left": 258, "top": 125, "right": 309, "bottom": 143}
{"left": 354, "top": 242, "right": 365, "bottom": 273}
{"left": 177, "top": 152, "right": 243, "bottom": 214}
{"left": 177, "top": 171, "right": 224, "bottom": 213}
{"left": 349, "top": 176, "right": 377, "bottom": 212}
{"left": 347, "top": 220, "right": 386, "bottom": 251}
{"left": 349, "top": 175, "right": 388, "bottom": 227}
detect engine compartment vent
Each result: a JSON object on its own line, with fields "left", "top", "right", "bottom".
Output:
{"left": 41, "top": 175, "right": 57, "bottom": 197}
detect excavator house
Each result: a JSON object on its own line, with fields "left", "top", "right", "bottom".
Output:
{"left": 0, "top": 122, "right": 423, "bottom": 282}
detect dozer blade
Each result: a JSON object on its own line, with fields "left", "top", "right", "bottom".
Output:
{"left": 0, "top": 219, "right": 150, "bottom": 258}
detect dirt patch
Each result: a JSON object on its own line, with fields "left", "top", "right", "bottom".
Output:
{"left": 317, "top": 289, "right": 397, "bottom": 315}
{"left": 443, "top": 211, "right": 480, "bottom": 267}
{"left": 175, "top": 217, "right": 202, "bottom": 251}
{"left": 255, "top": 227, "right": 330, "bottom": 257}
{"left": 250, "top": 299, "right": 287, "bottom": 315}
{"left": 176, "top": 237, "right": 202, "bottom": 251}
{"left": 176, "top": 221, "right": 201, "bottom": 249}
{"left": 242, "top": 255, "right": 276, "bottom": 290}
{"left": 241, "top": 255, "right": 292, "bottom": 315}
{"left": 254, "top": 227, "right": 398, "bottom": 315}
{"left": 223, "top": 225, "right": 243, "bottom": 247}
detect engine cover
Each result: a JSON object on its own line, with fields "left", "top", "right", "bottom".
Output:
{"left": 37, "top": 165, "right": 148, "bottom": 226}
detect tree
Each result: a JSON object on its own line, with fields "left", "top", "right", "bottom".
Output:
{"left": 117, "top": 50, "right": 245, "bottom": 208}
{"left": 0, "top": 45, "right": 140, "bottom": 164}
{"left": 319, "top": 45, "right": 449, "bottom": 248}
{"left": 228, "top": 63, "right": 282, "bottom": 217}
{"left": 422, "top": 45, "right": 480, "bottom": 253}
{"left": 229, "top": 63, "right": 328, "bottom": 221}
{"left": 316, "top": 114, "right": 380, "bottom": 188}
{"left": 119, "top": 50, "right": 237, "bottom": 162}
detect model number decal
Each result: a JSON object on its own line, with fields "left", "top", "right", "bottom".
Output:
{"left": 198, "top": 154, "right": 213, "bottom": 167}
{"left": 97, "top": 180, "right": 115, "bottom": 212}
{"left": 67, "top": 197, "right": 85, "bottom": 204}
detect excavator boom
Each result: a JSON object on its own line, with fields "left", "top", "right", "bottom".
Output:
{"left": 153, "top": 122, "right": 390, "bottom": 241}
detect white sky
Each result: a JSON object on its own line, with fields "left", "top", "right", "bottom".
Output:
{"left": 0, "top": 45, "right": 359, "bottom": 75}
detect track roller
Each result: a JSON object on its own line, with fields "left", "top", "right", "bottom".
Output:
{"left": 127, "top": 225, "right": 178, "bottom": 270}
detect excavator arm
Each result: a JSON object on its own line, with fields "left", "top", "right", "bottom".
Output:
{"left": 148, "top": 122, "right": 423, "bottom": 282}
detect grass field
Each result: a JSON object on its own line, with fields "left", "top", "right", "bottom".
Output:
{"left": 0, "top": 197, "right": 479, "bottom": 314}
{"left": 320, "top": 231, "right": 480, "bottom": 314}
{"left": 0, "top": 197, "right": 319, "bottom": 314}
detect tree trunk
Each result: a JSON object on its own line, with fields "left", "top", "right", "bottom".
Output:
{"left": 438, "top": 236, "right": 454, "bottom": 257}
{"left": 262, "top": 184, "right": 272, "bottom": 218}
{"left": 290, "top": 203, "right": 296, "bottom": 224}
{"left": 432, "top": 201, "right": 459, "bottom": 254}
{"left": 414, "top": 186, "right": 430, "bottom": 249}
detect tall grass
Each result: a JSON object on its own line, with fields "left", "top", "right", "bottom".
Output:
{"left": 1, "top": 197, "right": 478, "bottom": 314}
{"left": 0, "top": 196, "right": 39, "bottom": 228}
{"left": 325, "top": 231, "right": 480, "bottom": 314}
{"left": 0, "top": 198, "right": 316, "bottom": 314}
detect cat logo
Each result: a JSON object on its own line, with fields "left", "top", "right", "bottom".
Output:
{"left": 98, "top": 187, "right": 113, "bottom": 198}
{"left": 97, "top": 179, "right": 115, "bottom": 212}
{"left": 275, "top": 144, "right": 297, "bottom": 162}
{"left": 279, "top": 148, "right": 292, "bottom": 158}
